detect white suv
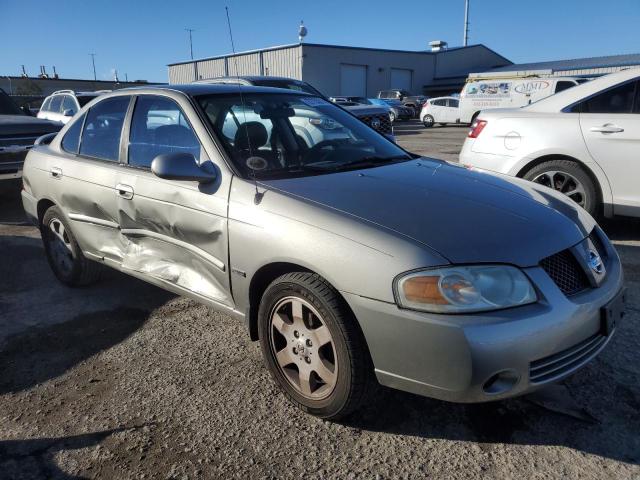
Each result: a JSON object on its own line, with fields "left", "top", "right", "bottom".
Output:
{"left": 38, "top": 90, "right": 106, "bottom": 124}
{"left": 460, "top": 69, "right": 640, "bottom": 218}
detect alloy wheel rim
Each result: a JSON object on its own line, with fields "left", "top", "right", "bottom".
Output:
{"left": 424, "top": 116, "right": 433, "bottom": 126}
{"left": 47, "top": 218, "right": 74, "bottom": 275}
{"left": 532, "top": 170, "right": 587, "bottom": 207}
{"left": 269, "top": 296, "right": 338, "bottom": 400}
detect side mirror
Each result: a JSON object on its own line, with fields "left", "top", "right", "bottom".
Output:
{"left": 151, "top": 152, "right": 217, "bottom": 183}
{"left": 63, "top": 109, "right": 75, "bottom": 117}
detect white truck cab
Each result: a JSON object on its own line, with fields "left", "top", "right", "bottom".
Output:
{"left": 459, "top": 73, "right": 583, "bottom": 124}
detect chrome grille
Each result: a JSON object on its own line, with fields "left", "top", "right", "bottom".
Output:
{"left": 530, "top": 333, "right": 606, "bottom": 384}
{"left": 540, "top": 249, "right": 590, "bottom": 296}
{"left": 358, "top": 114, "right": 392, "bottom": 134}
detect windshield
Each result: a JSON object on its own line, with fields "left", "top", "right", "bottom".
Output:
{"left": 383, "top": 99, "right": 403, "bottom": 106}
{"left": 251, "top": 79, "right": 324, "bottom": 97}
{"left": 0, "top": 90, "right": 24, "bottom": 115}
{"left": 197, "top": 93, "right": 411, "bottom": 180}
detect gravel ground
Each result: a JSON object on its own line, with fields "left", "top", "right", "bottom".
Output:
{"left": 1, "top": 124, "right": 639, "bottom": 479}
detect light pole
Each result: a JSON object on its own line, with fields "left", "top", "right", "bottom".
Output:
{"left": 185, "top": 28, "right": 195, "bottom": 60}
{"left": 89, "top": 53, "right": 97, "bottom": 81}
{"left": 463, "top": 0, "right": 470, "bottom": 46}
{"left": 4, "top": 76, "right": 12, "bottom": 95}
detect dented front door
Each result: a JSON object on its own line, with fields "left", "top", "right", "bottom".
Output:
{"left": 113, "top": 94, "right": 233, "bottom": 308}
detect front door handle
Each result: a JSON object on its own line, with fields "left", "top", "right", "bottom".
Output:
{"left": 590, "top": 124, "right": 624, "bottom": 134}
{"left": 116, "top": 183, "right": 134, "bottom": 200}
{"left": 50, "top": 167, "right": 63, "bottom": 179}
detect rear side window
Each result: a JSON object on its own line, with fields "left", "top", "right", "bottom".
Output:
{"left": 128, "top": 96, "right": 201, "bottom": 168}
{"left": 49, "top": 96, "right": 63, "bottom": 113}
{"left": 61, "top": 113, "right": 86, "bottom": 154}
{"left": 448, "top": 99, "right": 459, "bottom": 108}
{"left": 79, "top": 96, "right": 130, "bottom": 161}
{"left": 554, "top": 81, "right": 576, "bottom": 94}
{"left": 572, "top": 81, "right": 637, "bottom": 114}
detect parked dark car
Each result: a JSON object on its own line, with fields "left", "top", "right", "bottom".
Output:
{"left": 197, "top": 77, "right": 393, "bottom": 139}
{"left": 0, "top": 89, "right": 61, "bottom": 182}
{"left": 377, "top": 89, "right": 427, "bottom": 117}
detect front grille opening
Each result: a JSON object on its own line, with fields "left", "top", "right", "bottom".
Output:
{"left": 540, "top": 249, "right": 590, "bottom": 296}
{"left": 530, "top": 333, "right": 606, "bottom": 384}
{"left": 589, "top": 230, "right": 608, "bottom": 261}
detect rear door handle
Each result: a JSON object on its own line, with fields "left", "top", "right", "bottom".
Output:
{"left": 590, "top": 124, "right": 624, "bottom": 134}
{"left": 116, "top": 183, "right": 134, "bottom": 200}
{"left": 50, "top": 167, "right": 63, "bottom": 179}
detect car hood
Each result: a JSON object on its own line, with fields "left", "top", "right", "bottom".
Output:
{"left": 341, "top": 104, "right": 389, "bottom": 116}
{"left": 0, "top": 115, "right": 61, "bottom": 135}
{"left": 261, "top": 159, "right": 595, "bottom": 267}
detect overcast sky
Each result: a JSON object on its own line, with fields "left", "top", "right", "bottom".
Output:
{"left": 2, "top": 0, "right": 639, "bottom": 82}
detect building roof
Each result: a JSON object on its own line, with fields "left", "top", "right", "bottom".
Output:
{"left": 489, "top": 53, "right": 640, "bottom": 73}
{"left": 167, "top": 42, "right": 510, "bottom": 67}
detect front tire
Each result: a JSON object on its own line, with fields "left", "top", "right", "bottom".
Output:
{"left": 41, "top": 206, "right": 102, "bottom": 286}
{"left": 422, "top": 115, "right": 434, "bottom": 128}
{"left": 389, "top": 111, "right": 396, "bottom": 123}
{"left": 258, "top": 272, "right": 373, "bottom": 420}
{"left": 522, "top": 159, "right": 599, "bottom": 216}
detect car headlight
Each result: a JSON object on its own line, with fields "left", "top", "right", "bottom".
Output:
{"left": 309, "top": 117, "right": 341, "bottom": 130}
{"left": 394, "top": 265, "right": 537, "bottom": 313}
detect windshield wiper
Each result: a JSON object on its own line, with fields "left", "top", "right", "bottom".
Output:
{"left": 315, "top": 155, "right": 411, "bottom": 171}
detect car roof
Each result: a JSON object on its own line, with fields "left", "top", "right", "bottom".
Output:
{"left": 117, "top": 83, "right": 313, "bottom": 96}
{"left": 526, "top": 68, "right": 640, "bottom": 112}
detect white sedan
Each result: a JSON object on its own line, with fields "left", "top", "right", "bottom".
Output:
{"left": 420, "top": 96, "right": 460, "bottom": 127}
{"left": 460, "top": 68, "right": 640, "bottom": 218}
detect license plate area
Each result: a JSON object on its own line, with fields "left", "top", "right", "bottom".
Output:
{"left": 601, "top": 288, "right": 626, "bottom": 336}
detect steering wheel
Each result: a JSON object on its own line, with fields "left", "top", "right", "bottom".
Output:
{"left": 304, "top": 139, "right": 346, "bottom": 164}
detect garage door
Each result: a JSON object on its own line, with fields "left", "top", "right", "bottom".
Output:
{"left": 340, "top": 64, "right": 367, "bottom": 96}
{"left": 390, "top": 68, "right": 412, "bottom": 91}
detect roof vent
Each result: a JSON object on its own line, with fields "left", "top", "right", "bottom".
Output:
{"left": 429, "top": 40, "right": 448, "bottom": 52}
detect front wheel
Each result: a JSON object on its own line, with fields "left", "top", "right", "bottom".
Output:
{"left": 389, "top": 111, "right": 396, "bottom": 123}
{"left": 522, "top": 159, "right": 599, "bottom": 217}
{"left": 41, "top": 206, "right": 103, "bottom": 286}
{"left": 258, "top": 272, "right": 373, "bottom": 420}
{"left": 422, "top": 115, "right": 434, "bottom": 128}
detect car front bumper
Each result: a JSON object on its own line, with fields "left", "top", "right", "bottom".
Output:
{"left": 342, "top": 244, "right": 624, "bottom": 403}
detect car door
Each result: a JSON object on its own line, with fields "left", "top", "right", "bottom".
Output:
{"left": 53, "top": 95, "right": 132, "bottom": 263}
{"left": 578, "top": 79, "right": 640, "bottom": 215}
{"left": 115, "top": 93, "right": 234, "bottom": 307}
{"left": 446, "top": 98, "right": 459, "bottom": 123}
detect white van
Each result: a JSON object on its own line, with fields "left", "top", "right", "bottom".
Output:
{"left": 458, "top": 74, "right": 583, "bottom": 124}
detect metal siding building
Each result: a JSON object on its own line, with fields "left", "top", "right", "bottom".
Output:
{"left": 482, "top": 53, "right": 640, "bottom": 78}
{"left": 167, "top": 43, "right": 511, "bottom": 97}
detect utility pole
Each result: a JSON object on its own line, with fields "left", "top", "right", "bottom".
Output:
{"left": 89, "top": 53, "right": 97, "bottom": 80}
{"left": 463, "top": 0, "right": 470, "bottom": 46}
{"left": 185, "top": 28, "right": 195, "bottom": 60}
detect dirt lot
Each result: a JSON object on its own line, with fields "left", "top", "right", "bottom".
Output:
{"left": 1, "top": 123, "right": 639, "bottom": 479}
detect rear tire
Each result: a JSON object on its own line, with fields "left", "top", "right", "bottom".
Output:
{"left": 41, "top": 206, "right": 103, "bottom": 286}
{"left": 258, "top": 272, "right": 374, "bottom": 420}
{"left": 422, "top": 115, "right": 434, "bottom": 128}
{"left": 522, "top": 159, "right": 599, "bottom": 217}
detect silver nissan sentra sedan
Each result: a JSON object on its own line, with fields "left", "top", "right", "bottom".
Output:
{"left": 21, "top": 84, "right": 625, "bottom": 419}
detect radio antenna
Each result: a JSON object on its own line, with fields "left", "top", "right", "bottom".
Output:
{"left": 225, "top": 6, "right": 263, "bottom": 204}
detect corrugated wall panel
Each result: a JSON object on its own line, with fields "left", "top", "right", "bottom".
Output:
{"left": 227, "top": 53, "right": 262, "bottom": 76}
{"left": 197, "top": 58, "right": 226, "bottom": 79}
{"left": 168, "top": 63, "right": 196, "bottom": 84}
{"left": 263, "top": 46, "right": 302, "bottom": 79}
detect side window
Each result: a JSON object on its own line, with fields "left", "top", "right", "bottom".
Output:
{"left": 79, "top": 96, "right": 130, "bottom": 161}
{"left": 554, "top": 81, "right": 576, "bottom": 94}
{"left": 574, "top": 81, "right": 637, "bottom": 114}
{"left": 448, "top": 99, "right": 459, "bottom": 108}
{"left": 41, "top": 97, "right": 52, "bottom": 112}
{"left": 62, "top": 95, "right": 77, "bottom": 115}
{"left": 49, "top": 95, "right": 63, "bottom": 113}
{"left": 61, "top": 113, "right": 86, "bottom": 154}
{"left": 128, "top": 96, "right": 202, "bottom": 168}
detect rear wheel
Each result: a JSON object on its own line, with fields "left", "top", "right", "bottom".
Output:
{"left": 258, "top": 272, "right": 374, "bottom": 420}
{"left": 41, "top": 206, "right": 102, "bottom": 286}
{"left": 523, "top": 159, "right": 599, "bottom": 216}
{"left": 422, "top": 115, "right": 434, "bottom": 128}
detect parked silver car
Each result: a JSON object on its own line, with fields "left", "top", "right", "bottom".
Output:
{"left": 22, "top": 84, "right": 625, "bottom": 419}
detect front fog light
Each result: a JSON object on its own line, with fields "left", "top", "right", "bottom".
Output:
{"left": 395, "top": 265, "right": 537, "bottom": 314}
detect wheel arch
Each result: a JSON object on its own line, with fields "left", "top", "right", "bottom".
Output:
{"left": 37, "top": 198, "right": 56, "bottom": 226}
